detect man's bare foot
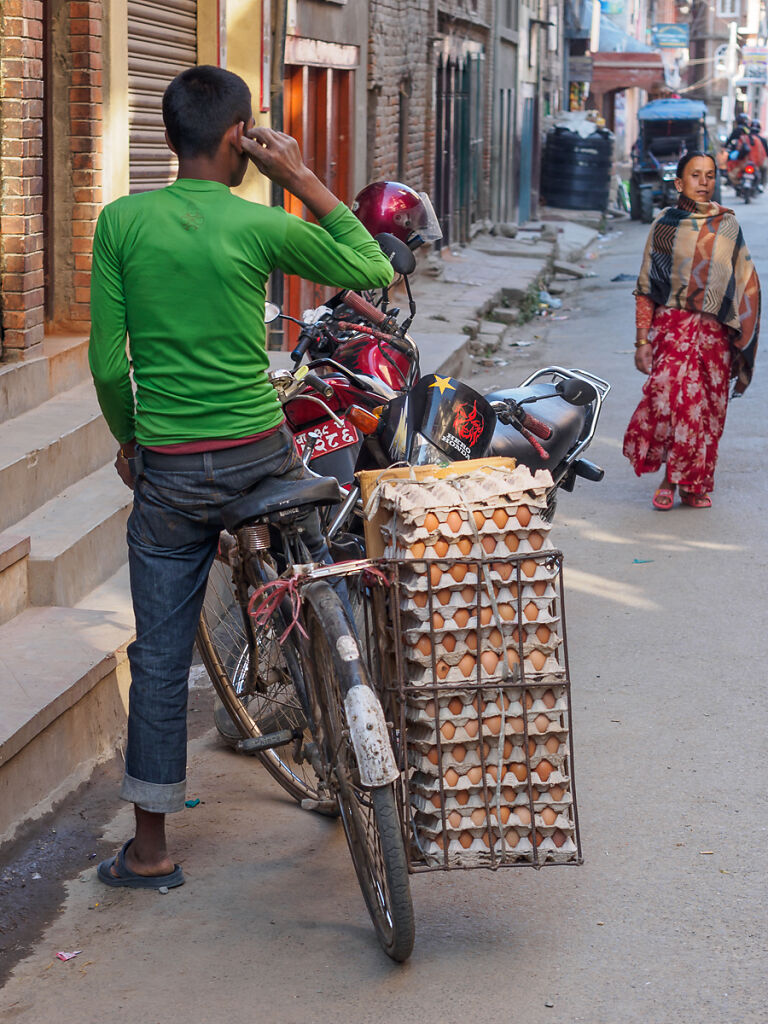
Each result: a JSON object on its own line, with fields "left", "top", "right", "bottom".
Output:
{"left": 111, "top": 839, "right": 175, "bottom": 879}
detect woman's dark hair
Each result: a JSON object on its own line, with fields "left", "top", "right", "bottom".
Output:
{"left": 163, "top": 66, "right": 252, "bottom": 159}
{"left": 676, "top": 150, "right": 717, "bottom": 179}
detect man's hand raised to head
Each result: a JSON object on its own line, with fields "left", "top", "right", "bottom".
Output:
{"left": 239, "top": 125, "right": 339, "bottom": 220}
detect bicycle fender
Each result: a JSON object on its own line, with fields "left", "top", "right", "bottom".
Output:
{"left": 343, "top": 684, "right": 400, "bottom": 788}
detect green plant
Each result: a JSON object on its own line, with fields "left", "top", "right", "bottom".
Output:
{"left": 517, "top": 280, "right": 542, "bottom": 325}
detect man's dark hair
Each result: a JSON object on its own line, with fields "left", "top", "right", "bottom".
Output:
{"left": 163, "top": 65, "right": 251, "bottom": 159}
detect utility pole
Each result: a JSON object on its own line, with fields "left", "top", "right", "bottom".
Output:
{"left": 726, "top": 20, "right": 739, "bottom": 123}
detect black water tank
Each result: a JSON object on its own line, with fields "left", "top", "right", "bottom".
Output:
{"left": 541, "top": 126, "right": 614, "bottom": 211}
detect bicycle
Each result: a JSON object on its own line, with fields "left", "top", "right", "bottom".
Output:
{"left": 195, "top": 470, "right": 415, "bottom": 961}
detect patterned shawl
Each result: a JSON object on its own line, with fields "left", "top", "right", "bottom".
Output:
{"left": 636, "top": 194, "right": 760, "bottom": 390}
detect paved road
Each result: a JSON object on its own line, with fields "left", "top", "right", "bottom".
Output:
{"left": 2, "top": 197, "right": 767, "bottom": 1022}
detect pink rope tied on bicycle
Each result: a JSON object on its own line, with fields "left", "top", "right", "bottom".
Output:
{"left": 247, "top": 576, "right": 308, "bottom": 643}
{"left": 361, "top": 564, "right": 391, "bottom": 588}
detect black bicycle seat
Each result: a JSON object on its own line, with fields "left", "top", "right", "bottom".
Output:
{"left": 221, "top": 475, "right": 343, "bottom": 531}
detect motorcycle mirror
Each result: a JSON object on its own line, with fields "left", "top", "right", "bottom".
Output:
{"left": 265, "top": 301, "right": 281, "bottom": 324}
{"left": 556, "top": 378, "right": 595, "bottom": 406}
{"left": 375, "top": 233, "right": 417, "bottom": 276}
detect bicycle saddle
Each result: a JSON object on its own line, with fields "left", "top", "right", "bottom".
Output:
{"left": 221, "top": 474, "right": 344, "bottom": 531}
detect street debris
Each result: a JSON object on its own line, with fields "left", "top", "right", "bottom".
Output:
{"left": 31, "top": 872, "right": 41, "bottom": 880}
{"left": 56, "top": 950, "right": 82, "bottom": 961}
{"left": 158, "top": 886, "right": 170, "bottom": 894}
{"left": 545, "top": 1000, "right": 555, "bottom": 1007}
{"left": 185, "top": 798, "right": 200, "bottom": 808}
{"left": 699, "top": 850, "right": 715, "bottom": 855}
{"left": 610, "top": 273, "right": 635, "bottom": 282}
{"left": 632, "top": 558, "right": 653, "bottom": 564}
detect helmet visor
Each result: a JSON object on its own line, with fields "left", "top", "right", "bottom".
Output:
{"left": 416, "top": 192, "right": 443, "bottom": 242}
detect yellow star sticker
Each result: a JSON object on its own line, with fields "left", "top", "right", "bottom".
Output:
{"left": 429, "top": 375, "right": 456, "bottom": 395}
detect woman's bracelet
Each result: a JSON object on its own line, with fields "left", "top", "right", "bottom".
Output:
{"left": 634, "top": 338, "right": 650, "bottom": 349}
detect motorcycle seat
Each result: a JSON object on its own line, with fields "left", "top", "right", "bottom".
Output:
{"left": 486, "top": 384, "right": 589, "bottom": 473}
{"left": 221, "top": 475, "right": 343, "bottom": 531}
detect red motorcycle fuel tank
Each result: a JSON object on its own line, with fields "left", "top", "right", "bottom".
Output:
{"left": 333, "top": 333, "right": 411, "bottom": 390}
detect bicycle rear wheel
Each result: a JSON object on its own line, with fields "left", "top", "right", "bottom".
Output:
{"left": 196, "top": 555, "right": 324, "bottom": 805}
{"left": 303, "top": 581, "right": 415, "bottom": 962}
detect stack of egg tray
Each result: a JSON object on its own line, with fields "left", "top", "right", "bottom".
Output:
{"left": 373, "top": 471, "right": 581, "bottom": 872}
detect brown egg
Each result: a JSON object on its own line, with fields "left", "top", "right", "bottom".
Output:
{"left": 430, "top": 612, "right": 444, "bottom": 631}
{"left": 523, "top": 601, "right": 539, "bottom": 621}
{"left": 456, "top": 789, "right": 470, "bottom": 806}
{"left": 467, "top": 765, "right": 483, "bottom": 785}
{"left": 524, "top": 692, "right": 534, "bottom": 710}
{"left": 448, "top": 810, "right": 462, "bottom": 828}
{"left": 437, "top": 588, "right": 452, "bottom": 606}
{"left": 436, "top": 660, "right": 450, "bottom": 680}
{"left": 410, "top": 541, "right": 426, "bottom": 558}
{"left": 482, "top": 535, "right": 497, "bottom": 554}
{"left": 448, "top": 696, "right": 463, "bottom": 715}
{"left": 534, "top": 713, "right": 550, "bottom": 733}
{"left": 446, "top": 510, "right": 463, "bottom": 533}
{"left": 461, "top": 585, "right": 475, "bottom": 603}
{"left": 424, "top": 700, "right": 436, "bottom": 717}
{"left": 466, "top": 630, "right": 478, "bottom": 652}
{"left": 424, "top": 512, "right": 439, "bottom": 533}
{"left": 545, "top": 736, "right": 561, "bottom": 755}
{"left": 454, "top": 608, "right": 470, "bottom": 628}
{"left": 480, "top": 650, "right": 499, "bottom": 674}
{"left": 497, "top": 602, "right": 516, "bottom": 621}
{"left": 453, "top": 743, "right": 467, "bottom": 763}
{"left": 459, "top": 653, "right": 475, "bottom": 678}
{"left": 444, "top": 767, "right": 459, "bottom": 787}
{"left": 509, "top": 716, "right": 524, "bottom": 733}
{"left": 509, "top": 763, "right": 528, "bottom": 782}
{"left": 427, "top": 746, "right": 439, "bottom": 765}
{"left": 430, "top": 792, "right": 441, "bottom": 809}
{"left": 503, "top": 830, "right": 520, "bottom": 849}
{"left": 528, "top": 649, "right": 547, "bottom": 671}
{"left": 471, "top": 807, "right": 486, "bottom": 826}
{"left": 429, "top": 564, "right": 443, "bottom": 587}
{"left": 441, "top": 721, "right": 456, "bottom": 741}
{"left": 493, "top": 561, "right": 513, "bottom": 581}
{"left": 486, "top": 764, "right": 499, "bottom": 783}
{"left": 532, "top": 580, "right": 547, "bottom": 597}
{"left": 491, "top": 805, "right": 511, "bottom": 825}
{"left": 416, "top": 634, "right": 432, "bottom": 656}
{"left": 502, "top": 786, "right": 516, "bottom": 801}
{"left": 535, "top": 759, "right": 554, "bottom": 782}
{"left": 535, "top": 624, "right": 551, "bottom": 645}
{"left": 552, "top": 829, "right": 567, "bottom": 848}
{"left": 527, "top": 737, "right": 537, "bottom": 757}
{"left": 488, "top": 627, "right": 503, "bottom": 647}
{"left": 503, "top": 738, "right": 514, "bottom": 759}
{"left": 458, "top": 537, "right": 473, "bottom": 556}
{"left": 442, "top": 633, "right": 457, "bottom": 654}
{"left": 534, "top": 831, "right": 545, "bottom": 848}
{"left": 458, "top": 831, "right": 473, "bottom": 849}
{"left": 521, "top": 559, "right": 537, "bottom": 578}
{"left": 549, "top": 785, "right": 565, "bottom": 801}
{"left": 464, "top": 719, "right": 479, "bottom": 738}
{"left": 485, "top": 715, "right": 502, "bottom": 735}
{"left": 528, "top": 531, "right": 544, "bottom": 551}
{"left": 450, "top": 563, "right": 468, "bottom": 583}
{"left": 506, "top": 648, "right": 520, "bottom": 671}
{"left": 505, "top": 533, "right": 520, "bottom": 553}
{"left": 479, "top": 606, "right": 492, "bottom": 626}
{"left": 516, "top": 505, "right": 532, "bottom": 527}
{"left": 540, "top": 806, "right": 557, "bottom": 826}
{"left": 412, "top": 591, "right": 428, "bottom": 608}
{"left": 473, "top": 509, "right": 486, "bottom": 530}
{"left": 515, "top": 805, "right": 532, "bottom": 825}
{"left": 434, "top": 539, "right": 449, "bottom": 558}
{"left": 492, "top": 508, "right": 508, "bottom": 529}
{"left": 434, "top": 834, "right": 444, "bottom": 851}
{"left": 542, "top": 689, "right": 557, "bottom": 709}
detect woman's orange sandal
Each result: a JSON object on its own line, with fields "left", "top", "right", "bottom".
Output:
{"left": 652, "top": 485, "right": 675, "bottom": 510}
{"left": 680, "top": 490, "right": 712, "bottom": 509}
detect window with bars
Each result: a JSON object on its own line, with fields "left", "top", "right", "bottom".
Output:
{"left": 716, "top": 0, "right": 740, "bottom": 18}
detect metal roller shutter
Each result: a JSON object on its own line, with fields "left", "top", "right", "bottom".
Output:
{"left": 128, "top": 0, "right": 197, "bottom": 193}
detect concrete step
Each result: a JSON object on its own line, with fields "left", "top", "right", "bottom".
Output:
{"left": 0, "top": 565, "right": 134, "bottom": 843}
{"left": 12, "top": 462, "right": 132, "bottom": 607}
{"left": 0, "top": 532, "right": 30, "bottom": 626}
{"left": 0, "top": 335, "right": 89, "bottom": 425}
{"left": 0, "top": 378, "right": 115, "bottom": 532}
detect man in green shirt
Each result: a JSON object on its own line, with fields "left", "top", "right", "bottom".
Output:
{"left": 90, "top": 65, "right": 393, "bottom": 890}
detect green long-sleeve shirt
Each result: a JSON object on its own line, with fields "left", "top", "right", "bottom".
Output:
{"left": 88, "top": 179, "right": 394, "bottom": 445}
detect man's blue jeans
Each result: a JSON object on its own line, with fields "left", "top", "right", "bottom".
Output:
{"left": 122, "top": 425, "right": 326, "bottom": 814}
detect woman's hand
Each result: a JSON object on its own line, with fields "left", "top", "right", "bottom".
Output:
{"left": 634, "top": 342, "right": 652, "bottom": 375}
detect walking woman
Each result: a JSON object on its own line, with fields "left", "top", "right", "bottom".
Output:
{"left": 623, "top": 151, "right": 760, "bottom": 509}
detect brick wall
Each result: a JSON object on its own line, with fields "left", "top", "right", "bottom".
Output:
{"left": 0, "top": 0, "right": 103, "bottom": 361}
{"left": 0, "top": 0, "right": 44, "bottom": 357}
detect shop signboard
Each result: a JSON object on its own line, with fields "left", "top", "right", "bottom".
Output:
{"left": 651, "top": 23, "right": 690, "bottom": 49}
{"left": 742, "top": 46, "right": 768, "bottom": 84}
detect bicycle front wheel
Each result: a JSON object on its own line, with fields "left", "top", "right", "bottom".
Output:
{"left": 303, "top": 581, "right": 415, "bottom": 963}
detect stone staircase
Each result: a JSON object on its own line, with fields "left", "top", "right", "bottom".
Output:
{"left": 0, "top": 337, "right": 135, "bottom": 844}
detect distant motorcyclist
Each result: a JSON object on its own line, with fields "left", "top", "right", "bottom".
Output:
{"left": 724, "top": 112, "right": 752, "bottom": 152}
{"left": 751, "top": 119, "right": 768, "bottom": 185}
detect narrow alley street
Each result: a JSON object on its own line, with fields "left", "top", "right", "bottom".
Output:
{"left": 2, "top": 200, "right": 767, "bottom": 1023}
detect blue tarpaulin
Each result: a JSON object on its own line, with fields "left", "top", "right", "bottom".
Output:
{"left": 638, "top": 99, "right": 707, "bottom": 121}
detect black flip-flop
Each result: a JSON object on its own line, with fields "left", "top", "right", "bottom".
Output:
{"left": 97, "top": 839, "right": 185, "bottom": 890}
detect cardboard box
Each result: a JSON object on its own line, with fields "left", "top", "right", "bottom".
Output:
{"left": 357, "top": 457, "right": 518, "bottom": 558}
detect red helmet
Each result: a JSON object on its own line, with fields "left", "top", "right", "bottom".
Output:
{"left": 351, "top": 181, "right": 442, "bottom": 246}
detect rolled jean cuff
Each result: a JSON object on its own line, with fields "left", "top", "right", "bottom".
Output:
{"left": 120, "top": 772, "right": 186, "bottom": 813}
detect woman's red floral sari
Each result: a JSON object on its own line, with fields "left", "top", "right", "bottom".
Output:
{"left": 623, "top": 306, "right": 731, "bottom": 494}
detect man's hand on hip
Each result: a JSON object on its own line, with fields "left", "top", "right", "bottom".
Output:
{"left": 115, "top": 440, "right": 136, "bottom": 490}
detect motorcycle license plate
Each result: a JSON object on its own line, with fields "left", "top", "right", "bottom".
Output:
{"left": 293, "top": 420, "right": 360, "bottom": 460}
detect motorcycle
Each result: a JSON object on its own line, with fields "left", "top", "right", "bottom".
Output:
{"left": 267, "top": 231, "right": 609, "bottom": 532}
{"left": 727, "top": 142, "right": 762, "bottom": 203}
